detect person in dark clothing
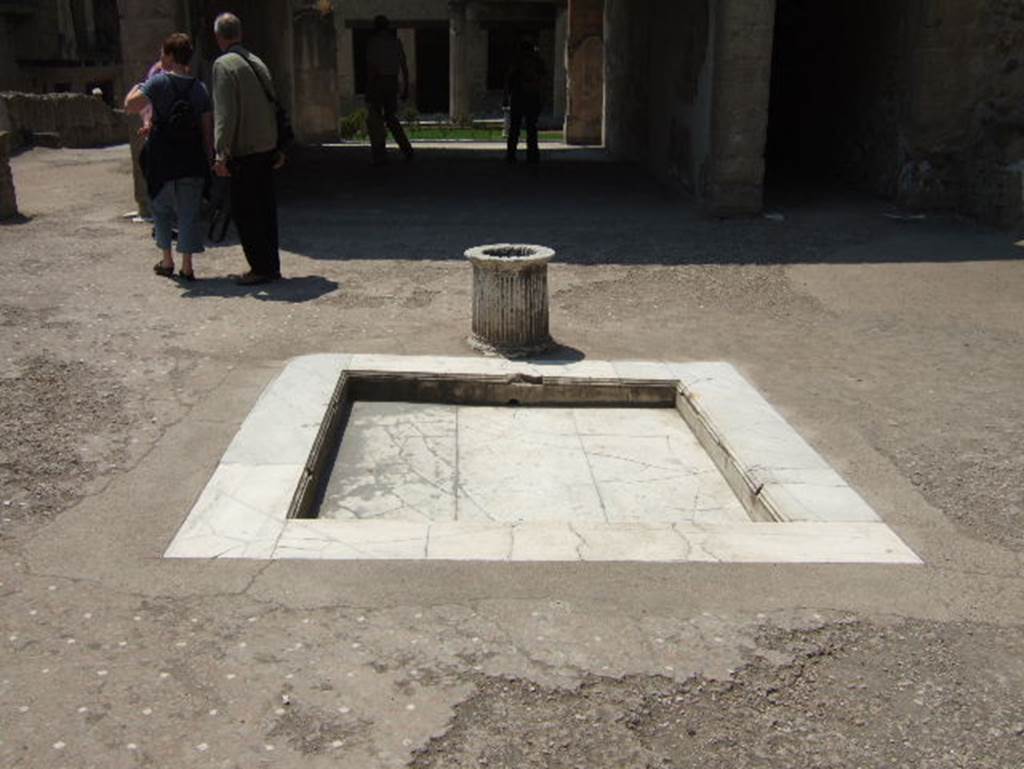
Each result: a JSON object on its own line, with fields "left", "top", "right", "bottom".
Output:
{"left": 212, "top": 12, "right": 283, "bottom": 285}
{"left": 365, "top": 14, "right": 414, "bottom": 165}
{"left": 124, "top": 33, "right": 213, "bottom": 281}
{"left": 505, "top": 39, "right": 546, "bottom": 165}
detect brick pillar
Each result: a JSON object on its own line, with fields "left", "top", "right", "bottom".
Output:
{"left": 449, "top": 0, "right": 470, "bottom": 124}
{"left": 565, "top": 0, "right": 603, "bottom": 145}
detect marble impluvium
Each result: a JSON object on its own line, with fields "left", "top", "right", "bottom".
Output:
{"left": 164, "top": 355, "right": 921, "bottom": 564}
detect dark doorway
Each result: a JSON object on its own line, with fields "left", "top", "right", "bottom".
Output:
{"left": 765, "top": 0, "right": 900, "bottom": 194}
{"left": 415, "top": 27, "right": 449, "bottom": 113}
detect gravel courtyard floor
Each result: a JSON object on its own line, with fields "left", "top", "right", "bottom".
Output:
{"left": 0, "top": 144, "right": 1022, "bottom": 768}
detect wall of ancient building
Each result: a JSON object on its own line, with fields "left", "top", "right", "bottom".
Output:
{"left": 0, "top": 18, "right": 21, "bottom": 91}
{"left": 605, "top": 0, "right": 773, "bottom": 215}
{"left": 602, "top": 0, "right": 647, "bottom": 160}
{"left": 101, "top": 0, "right": 1024, "bottom": 224}
{"left": 957, "top": 0, "right": 1024, "bottom": 224}
{"left": 647, "top": 0, "right": 713, "bottom": 196}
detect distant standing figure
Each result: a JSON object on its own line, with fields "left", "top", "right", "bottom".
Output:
{"left": 212, "top": 12, "right": 283, "bottom": 285}
{"left": 365, "top": 15, "right": 414, "bottom": 165}
{"left": 505, "top": 39, "right": 546, "bottom": 165}
{"left": 124, "top": 33, "right": 213, "bottom": 281}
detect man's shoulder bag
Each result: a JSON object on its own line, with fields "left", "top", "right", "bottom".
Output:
{"left": 237, "top": 52, "right": 294, "bottom": 152}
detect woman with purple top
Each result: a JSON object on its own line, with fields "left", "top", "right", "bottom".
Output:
{"left": 124, "top": 34, "right": 213, "bottom": 281}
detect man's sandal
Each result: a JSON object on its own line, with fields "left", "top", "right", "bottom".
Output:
{"left": 153, "top": 262, "right": 175, "bottom": 278}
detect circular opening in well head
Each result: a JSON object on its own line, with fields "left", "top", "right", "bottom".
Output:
{"left": 482, "top": 246, "right": 537, "bottom": 258}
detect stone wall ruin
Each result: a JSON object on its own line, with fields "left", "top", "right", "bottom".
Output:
{"left": 0, "top": 92, "right": 128, "bottom": 151}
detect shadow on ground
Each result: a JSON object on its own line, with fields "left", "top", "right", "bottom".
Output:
{"left": 179, "top": 274, "right": 338, "bottom": 302}
{"left": 274, "top": 145, "right": 1020, "bottom": 266}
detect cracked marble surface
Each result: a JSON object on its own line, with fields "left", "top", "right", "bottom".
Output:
{"left": 272, "top": 520, "right": 920, "bottom": 563}
{"left": 164, "top": 354, "right": 921, "bottom": 563}
{"left": 320, "top": 404, "right": 748, "bottom": 525}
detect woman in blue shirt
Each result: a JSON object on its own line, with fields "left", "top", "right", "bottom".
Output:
{"left": 125, "top": 33, "right": 213, "bottom": 281}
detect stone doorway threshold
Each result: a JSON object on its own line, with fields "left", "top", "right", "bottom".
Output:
{"left": 164, "top": 355, "right": 921, "bottom": 564}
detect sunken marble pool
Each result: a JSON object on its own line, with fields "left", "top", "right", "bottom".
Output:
{"left": 164, "top": 355, "right": 921, "bottom": 564}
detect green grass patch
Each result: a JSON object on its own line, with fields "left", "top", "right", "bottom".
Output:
{"left": 405, "top": 126, "right": 563, "bottom": 142}
{"left": 339, "top": 113, "right": 562, "bottom": 143}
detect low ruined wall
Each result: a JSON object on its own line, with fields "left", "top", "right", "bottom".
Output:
{"left": 0, "top": 93, "right": 128, "bottom": 151}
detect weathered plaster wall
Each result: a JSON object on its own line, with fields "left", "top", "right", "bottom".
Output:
{"left": 602, "top": 0, "right": 647, "bottom": 162}
{"left": 565, "top": 0, "right": 604, "bottom": 144}
{"left": 606, "top": 0, "right": 766, "bottom": 215}
{"left": 951, "top": 0, "right": 1024, "bottom": 224}
{"left": 293, "top": 5, "right": 338, "bottom": 141}
{"left": 703, "top": 0, "right": 774, "bottom": 215}
{"left": 0, "top": 18, "right": 22, "bottom": 92}
{"left": 647, "top": 0, "right": 713, "bottom": 196}
{"left": 117, "top": 0, "right": 176, "bottom": 86}
{"left": 765, "top": 0, "right": 1024, "bottom": 225}
{"left": 14, "top": 0, "right": 80, "bottom": 62}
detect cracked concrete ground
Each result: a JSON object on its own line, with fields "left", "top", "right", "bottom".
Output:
{"left": 1, "top": 144, "right": 1023, "bottom": 768}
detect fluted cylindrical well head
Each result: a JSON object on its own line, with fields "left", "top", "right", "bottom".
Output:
{"left": 465, "top": 244, "right": 555, "bottom": 357}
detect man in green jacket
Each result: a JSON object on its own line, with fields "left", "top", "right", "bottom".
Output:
{"left": 212, "top": 12, "right": 282, "bottom": 285}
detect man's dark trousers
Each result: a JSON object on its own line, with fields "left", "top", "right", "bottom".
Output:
{"left": 230, "top": 150, "right": 280, "bottom": 277}
{"left": 507, "top": 94, "right": 541, "bottom": 164}
{"left": 366, "top": 81, "right": 414, "bottom": 163}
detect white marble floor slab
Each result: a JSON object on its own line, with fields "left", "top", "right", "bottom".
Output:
{"left": 319, "top": 404, "right": 749, "bottom": 526}
{"left": 320, "top": 403, "right": 457, "bottom": 522}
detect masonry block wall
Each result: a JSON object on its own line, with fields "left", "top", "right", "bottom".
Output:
{"left": 0, "top": 93, "right": 128, "bottom": 149}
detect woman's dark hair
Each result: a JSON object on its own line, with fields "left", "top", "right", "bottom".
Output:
{"left": 162, "top": 33, "right": 194, "bottom": 66}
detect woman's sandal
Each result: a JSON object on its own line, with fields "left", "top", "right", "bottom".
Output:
{"left": 153, "top": 262, "right": 175, "bottom": 278}
{"left": 178, "top": 270, "right": 196, "bottom": 282}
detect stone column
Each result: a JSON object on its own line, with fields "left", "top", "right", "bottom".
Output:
{"left": 336, "top": 19, "right": 356, "bottom": 115}
{"left": 116, "top": 0, "right": 176, "bottom": 218}
{"left": 81, "top": 0, "right": 98, "bottom": 51}
{"left": 398, "top": 27, "right": 417, "bottom": 110}
{"left": 565, "top": 0, "right": 604, "bottom": 145}
{"left": 292, "top": 6, "right": 339, "bottom": 141}
{"left": 705, "top": 0, "right": 776, "bottom": 215}
{"left": 464, "top": 4, "right": 488, "bottom": 116}
{"left": 553, "top": 4, "right": 568, "bottom": 128}
{"left": 0, "top": 131, "right": 18, "bottom": 220}
{"left": 449, "top": 0, "right": 470, "bottom": 124}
